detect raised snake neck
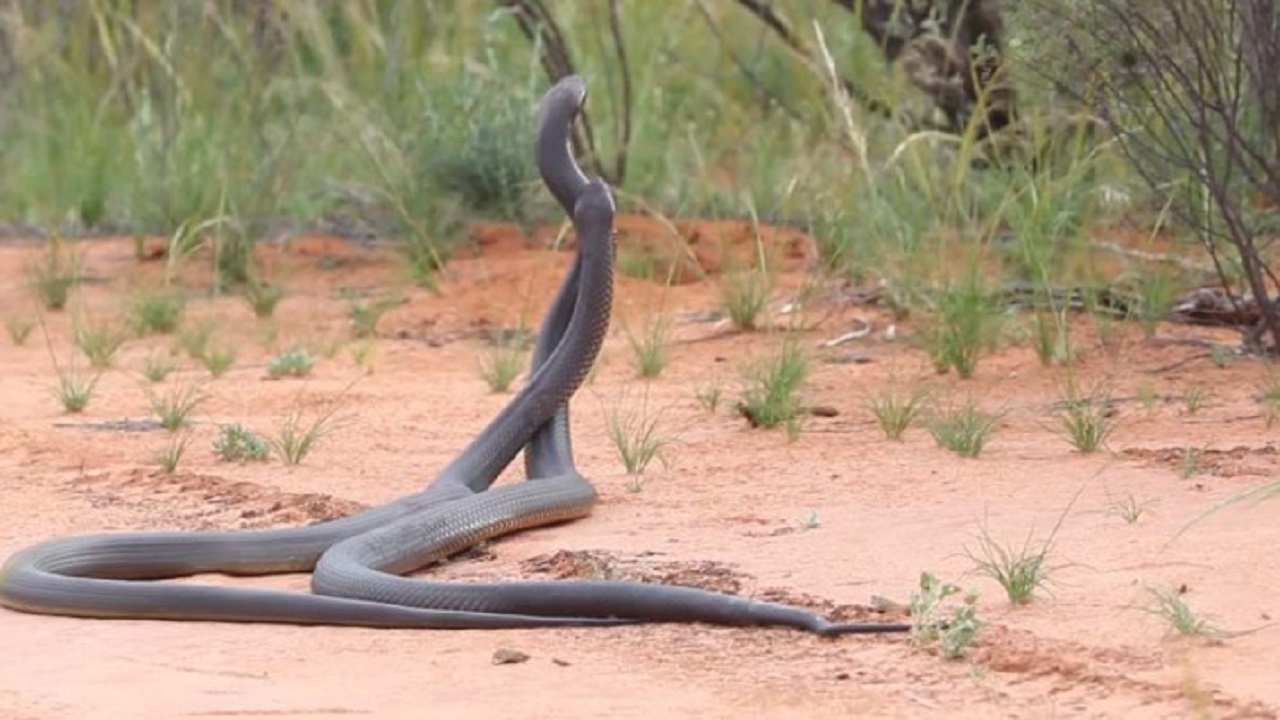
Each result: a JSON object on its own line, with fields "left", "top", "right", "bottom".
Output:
{"left": 0, "top": 76, "right": 910, "bottom": 636}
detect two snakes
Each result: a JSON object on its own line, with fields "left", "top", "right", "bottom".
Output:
{"left": 0, "top": 76, "right": 910, "bottom": 637}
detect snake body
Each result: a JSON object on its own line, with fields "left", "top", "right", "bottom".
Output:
{"left": 0, "top": 76, "right": 910, "bottom": 636}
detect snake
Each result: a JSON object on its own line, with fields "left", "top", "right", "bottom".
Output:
{"left": 0, "top": 76, "right": 910, "bottom": 636}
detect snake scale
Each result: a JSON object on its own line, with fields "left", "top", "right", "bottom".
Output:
{"left": 0, "top": 76, "right": 910, "bottom": 636}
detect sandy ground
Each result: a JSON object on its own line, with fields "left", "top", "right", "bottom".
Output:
{"left": 0, "top": 222, "right": 1277, "bottom": 720}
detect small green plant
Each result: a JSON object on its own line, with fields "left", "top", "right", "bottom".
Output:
{"left": 156, "top": 432, "right": 193, "bottom": 474}
{"left": 177, "top": 322, "right": 216, "bottom": 360}
{"left": 243, "top": 281, "right": 285, "bottom": 319}
{"left": 909, "top": 572, "right": 984, "bottom": 660}
{"left": 1107, "top": 492, "right": 1152, "bottom": 525}
{"left": 268, "top": 348, "right": 316, "bottom": 378}
{"left": 606, "top": 398, "right": 675, "bottom": 476}
{"left": 74, "top": 321, "right": 126, "bottom": 370}
{"left": 627, "top": 315, "right": 672, "bottom": 379}
{"left": 1146, "top": 586, "right": 1220, "bottom": 638}
{"left": 867, "top": 385, "right": 928, "bottom": 440}
{"left": 347, "top": 294, "right": 401, "bottom": 339}
{"left": 1135, "top": 382, "right": 1161, "bottom": 411}
{"left": 1030, "top": 310, "right": 1073, "bottom": 367}
{"left": 695, "top": 384, "right": 723, "bottom": 414}
{"left": 927, "top": 398, "right": 1002, "bottom": 458}
{"left": 52, "top": 368, "right": 99, "bottom": 413}
{"left": 925, "top": 280, "right": 995, "bottom": 379}
{"left": 720, "top": 268, "right": 772, "bottom": 331}
{"left": 27, "top": 243, "right": 81, "bottom": 311}
{"left": 965, "top": 492, "right": 1076, "bottom": 606}
{"left": 349, "top": 340, "right": 376, "bottom": 373}
{"left": 213, "top": 423, "right": 271, "bottom": 463}
{"left": 149, "top": 382, "right": 204, "bottom": 431}
{"left": 131, "top": 291, "right": 185, "bottom": 335}
{"left": 478, "top": 343, "right": 525, "bottom": 393}
{"left": 142, "top": 353, "right": 178, "bottom": 383}
{"left": 738, "top": 341, "right": 809, "bottom": 431}
{"left": 1056, "top": 382, "right": 1116, "bottom": 453}
{"left": 6, "top": 317, "right": 34, "bottom": 346}
{"left": 1182, "top": 386, "right": 1208, "bottom": 416}
{"left": 269, "top": 405, "right": 347, "bottom": 466}
{"left": 200, "top": 347, "right": 236, "bottom": 377}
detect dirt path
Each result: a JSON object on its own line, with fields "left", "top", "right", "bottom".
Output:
{"left": 1, "top": 228, "right": 1277, "bottom": 719}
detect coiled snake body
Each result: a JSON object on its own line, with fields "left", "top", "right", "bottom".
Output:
{"left": 0, "top": 77, "right": 909, "bottom": 636}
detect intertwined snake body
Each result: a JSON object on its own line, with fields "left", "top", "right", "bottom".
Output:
{"left": 0, "top": 77, "right": 909, "bottom": 636}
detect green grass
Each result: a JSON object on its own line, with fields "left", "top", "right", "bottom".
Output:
{"left": 199, "top": 347, "right": 237, "bottom": 377}
{"left": 156, "top": 432, "right": 193, "bottom": 474}
{"left": 267, "top": 349, "right": 317, "bottom": 378}
{"left": 243, "top": 281, "right": 286, "bottom": 319}
{"left": 478, "top": 338, "right": 526, "bottom": 393}
{"left": 695, "top": 384, "right": 723, "bottom": 414}
{"left": 927, "top": 398, "right": 1002, "bottom": 458}
{"left": 74, "top": 320, "right": 126, "bottom": 370}
{"left": 924, "top": 279, "right": 997, "bottom": 379}
{"left": 965, "top": 490, "right": 1078, "bottom": 605}
{"left": 605, "top": 396, "right": 675, "bottom": 476}
{"left": 131, "top": 291, "right": 186, "bottom": 335}
{"left": 26, "top": 243, "right": 81, "bottom": 312}
{"left": 213, "top": 423, "right": 271, "bottom": 463}
{"left": 51, "top": 368, "right": 99, "bottom": 414}
{"left": 6, "top": 317, "right": 35, "bottom": 346}
{"left": 627, "top": 314, "right": 672, "bottom": 379}
{"left": 346, "top": 294, "right": 402, "bottom": 340}
{"left": 867, "top": 385, "right": 929, "bottom": 440}
{"left": 1055, "top": 380, "right": 1116, "bottom": 453}
{"left": 737, "top": 341, "right": 809, "bottom": 433}
{"left": 1261, "top": 372, "right": 1280, "bottom": 427}
{"left": 142, "top": 353, "right": 178, "bottom": 383}
{"left": 149, "top": 383, "right": 204, "bottom": 431}
{"left": 1145, "top": 586, "right": 1220, "bottom": 638}
{"left": 269, "top": 405, "right": 347, "bottom": 466}
{"left": 720, "top": 268, "right": 772, "bottom": 331}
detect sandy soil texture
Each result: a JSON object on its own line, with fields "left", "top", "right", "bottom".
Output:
{"left": 0, "top": 223, "right": 1277, "bottom": 720}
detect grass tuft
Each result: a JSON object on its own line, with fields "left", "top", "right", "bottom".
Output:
{"left": 627, "top": 314, "right": 672, "bottom": 379}
{"left": 927, "top": 398, "right": 1002, "bottom": 458}
{"left": 131, "top": 291, "right": 186, "bottom": 335}
{"left": 1055, "top": 380, "right": 1116, "bottom": 453}
{"left": 606, "top": 395, "right": 675, "bottom": 476}
{"left": 149, "top": 382, "right": 204, "bottom": 432}
{"left": 268, "top": 349, "right": 317, "bottom": 378}
{"left": 156, "top": 432, "right": 193, "bottom": 474}
{"left": 868, "top": 385, "right": 929, "bottom": 440}
{"left": 720, "top": 268, "right": 772, "bottom": 331}
{"left": 737, "top": 341, "right": 809, "bottom": 432}
{"left": 6, "top": 317, "right": 35, "bottom": 346}
{"left": 213, "top": 423, "right": 271, "bottom": 463}
{"left": 269, "top": 405, "right": 347, "bottom": 466}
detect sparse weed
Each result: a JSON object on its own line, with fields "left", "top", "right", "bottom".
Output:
{"left": 349, "top": 340, "right": 376, "bottom": 374}
{"left": 1208, "top": 345, "right": 1236, "bottom": 368}
{"left": 1182, "top": 387, "right": 1208, "bottom": 416}
{"left": 738, "top": 341, "right": 809, "bottom": 431}
{"left": 966, "top": 492, "right": 1076, "bottom": 606}
{"left": 52, "top": 368, "right": 99, "bottom": 413}
{"left": 243, "top": 281, "right": 285, "bottom": 319}
{"left": 627, "top": 315, "right": 672, "bottom": 378}
{"left": 478, "top": 343, "right": 525, "bottom": 393}
{"left": 200, "top": 347, "right": 236, "bottom": 377}
{"left": 268, "top": 348, "right": 316, "bottom": 378}
{"left": 1056, "top": 381, "right": 1116, "bottom": 453}
{"left": 1030, "top": 310, "right": 1073, "bottom": 367}
{"left": 1107, "top": 492, "right": 1152, "bottom": 524}
{"left": 149, "top": 382, "right": 204, "bottom": 431}
{"left": 606, "top": 397, "right": 675, "bottom": 476}
{"left": 177, "top": 323, "right": 216, "bottom": 360}
{"left": 867, "top": 385, "right": 929, "bottom": 440}
{"left": 1146, "top": 586, "right": 1220, "bottom": 638}
{"left": 131, "top": 291, "right": 185, "bottom": 335}
{"left": 74, "top": 321, "right": 126, "bottom": 370}
{"left": 142, "top": 353, "right": 178, "bottom": 383}
{"left": 156, "top": 432, "right": 193, "bottom": 474}
{"left": 269, "top": 405, "right": 347, "bottom": 466}
{"left": 909, "top": 572, "right": 984, "bottom": 660}
{"left": 27, "top": 243, "right": 81, "bottom": 311}
{"left": 347, "top": 294, "right": 401, "bottom": 339}
{"left": 6, "top": 317, "right": 35, "bottom": 346}
{"left": 695, "top": 384, "right": 723, "bottom": 414}
{"left": 213, "top": 423, "right": 271, "bottom": 463}
{"left": 927, "top": 398, "right": 1002, "bottom": 458}
{"left": 720, "top": 268, "right": 772, "bottom": 331}
{"left": 925, "top": 280, "right": 996, "bottom": 379}
{"left": 1136, "top": 382, "right": 1161, "bottom": 411}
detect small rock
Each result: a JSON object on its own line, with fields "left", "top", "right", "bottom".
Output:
{"left": 491, "top": 648, "right": 531, "bottom": 665}
{"left": 552, "top": 658, "right": 571, "bottom": 667}
{"left": 835, "top": 671, "right": 851, "bottom": 681}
